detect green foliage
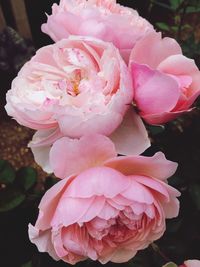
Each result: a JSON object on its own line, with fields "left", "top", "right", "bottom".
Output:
{"left": 182, "top": 35, "right": 200, "bottom": 59}
{"left": 148, "top": 125, "right": 165, "bottom": 136}
{"left": 0, "top": 159, "right": 15, "bottom": 184}
{"left": 16, "top": 167, "right": 37, "bottom": 191}
{"left": 156, "top": 22, "right": 170, "bottom": 31}
{"left": 162, "top": 263, "right": 177, "bottom": 267}
{"left": 0, "top": 187, "right": 25, "bottom": 212}
{"left": 21, "top": 261, "right": 32, "bottom": 267}
{"left": 0, "top": 159, "right": 39, "bottom": 212}
{"left": 169, "top": 0, "right": 183, "bottom": 11}
{"left": 189, "top": 183, "right": 200, "bottom": 210}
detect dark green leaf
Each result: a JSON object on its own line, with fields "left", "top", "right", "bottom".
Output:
{"left": 0, "top": 187, "right": 25, "bottom": 212}
{"left": 152, "top": 1, "right": 172, "bottom": 10}
{"left": 16, "top": 167, "right": 37, "bottom": 191}
{"left": 169, "top": 0, "right": 183, "bottom": 10}
{"left": 163, "top": 263, "right": 178, "bottom": 267}
{"left": 186, "top": 6, "right": 200, "bottom": 13}
{"left": 156, "top": 22, "right": 170, "bottom": 31}
{"left": 0, "top": 160, "right": 15, "bottom": 184}
{"left": 44, "top": 176, "right": 58, "bottom": 190}
{"left": 171, "top": 26, "right": 179, "bottom": 33}
{"left": 21, "top": 261, "right": 32, "bottom": 267}
{"left": 189, "top": 183, "right": 200, "bottom": 210}
{"left": 148, "top": 125, "right": 165, "bottom": 136}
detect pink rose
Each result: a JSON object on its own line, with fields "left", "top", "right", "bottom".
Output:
{"left": 181, "top": 260, "right": 200, "bottom": 267}
{"left": 29, "top": 134, "right": 180, "bottom": 264}
{"left": 41, "top": 0, "right": 154, "bottom": 62}
{"left": 130, "top": 32, "right": 200, "bottom": 125}
{"left": 5, "top": 36, "right": 150, "bottom": 170}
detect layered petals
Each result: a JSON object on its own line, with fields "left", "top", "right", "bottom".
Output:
{"left": 29, "top": 151, "right": 180, "bottom": 264}
{"left": 130, "top": 32, "right": 200, "bottom": 125}
{"left": 41, "top": 0, "right": 155, "bottom": 61}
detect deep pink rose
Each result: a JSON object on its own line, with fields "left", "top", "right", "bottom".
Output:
{"left": 41, "top": 0, "right": 154, "bottom": 62}
{"left": 29, "top": 135, "right": 180, "bottom": 264}
{"left": 5, "top": 36, "right": 150, "bottom": 170}
{"left": 130, "top": 32, "right": 200, "bottom": 125}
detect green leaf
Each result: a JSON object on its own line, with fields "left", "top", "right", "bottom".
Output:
{"left": 152, "top": 1, "right": 172, "bottom": 10}
{"left": 44, "top": 176, "right": 58, "bottom": 190}
{"left": 171, "top": 26, "right": 179, "bottom": 33}
{"left": 186, "top": 6, "right": 200, "bottom": 13}
{"left": 0, "top": 160, "right": 15, "bottom": 184}
{"left": 16, "top": 167, "right": 37, "bottom": 191}
{"left": 169, "top": 0, "right": 183, "bottom": 10}
{"left": 0, "top": 187, "right": 25, "bottom": 212}
{"left": 189, "top": 183, "right": 200, "bottom": 210}
{"left": 148, "top": 125, "right": 165, "bottom": 136}
{"left": 163, "top": 263, "right": 178, "bottom": 267}
{"left": 21, "top": 261, "right": 32, "bottom": 267}
{"left": 156, "top": 22, "right": 170, "bottom": 31}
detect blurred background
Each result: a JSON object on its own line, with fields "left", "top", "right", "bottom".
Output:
{"left": 0, "top": 1, "right": 200, "bottom": 267}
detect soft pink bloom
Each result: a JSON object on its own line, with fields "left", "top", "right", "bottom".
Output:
{"left": 130, "top": 32, "right": 200, "bottom": 125}
{"left": 29, "top": 134, "right": 180, "bottom": 264}
{"left": 41, "top": 0, "right": 154, "bottom": 62}
{"left": 181, "top": 260, "right": 200, "bottom": 267}
{"left": 5, "top": 36, "right": 150, "bottom": 170}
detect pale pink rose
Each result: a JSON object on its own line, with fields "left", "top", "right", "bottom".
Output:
{"left": 130, "top": 32, "right": 200, "bottom": 125}
{"left": 181, "top": 260, "right": 200, "bottom": 267}
{"left": 41, "top": 0, "right": 154, "bottom": 62}
{"left": 29, "top": 134, "right": 180, "bottom": 264}
{"left": 5, "top": 36, "right": 150, "bottom": 170}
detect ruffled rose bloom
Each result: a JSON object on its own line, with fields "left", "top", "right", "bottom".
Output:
{"left": 130, "top": 32, "right": 200, "bottom": 125}
{"left": 180, "top": 260, "right": 200, "bottom": 267}
{"left": 5, "top": 36, "right": 150, "bottom": 172}
{"left": 41, "top": 0, "right": 154, "bottom": 62}
{"left": 29, "top": 135, "right": 180, "bottom": 264}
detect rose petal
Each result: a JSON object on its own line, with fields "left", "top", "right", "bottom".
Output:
{"left": 50, "top": 134, "right": 117, "bottom": 179}
{"left": 131, "top": 63, "right": 180, "bottom": 114}
{"left": 110, "top": 108, "right": 150, "bottom": 155}
{"left": 130, "top": 32, "right": 182, "bottom": 69}
{"left": 105, "top": 152, "right": 178, "bottom": 180}
{"left": 64, "top": 166, "right": 130, "bottom": 198}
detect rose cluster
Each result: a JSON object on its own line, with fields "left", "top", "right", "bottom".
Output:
{"left": 5, "top": 0, "right": 200, "bottom": 265}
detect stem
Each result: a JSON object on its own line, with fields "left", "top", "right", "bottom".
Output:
{"left": 151, "top": 243, "right": 171, "bottom": 262}
{"left": 177, "top": 0, "right": 189, "bottom": 42}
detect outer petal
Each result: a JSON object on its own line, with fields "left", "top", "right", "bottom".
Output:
{"left": 110, "top": 108, "right": 150, "bottom": 155}
{"left": 131, "top": 63, "right": 180, "bottom": 114}
{"left": 63, "top": 166, "right": 130, "bottom": 198}
{"left": 104, "top": 152, "right": 178, "bottom": 180}
{"left": 130, "top": 32, "right": 182, "bottom": 69}
{"left": 50, "top": 134, "right": 117, "bottom": 179}
{"left": 100, "top": 248, "right": 137, "bottom": 264}
{"left": 28, "top": 225, "right": 59, "bottom": 261}
{"left": 36, "top": 176, "right": 74, "bottom": 230}
{"left": 142, "top": 109, "right": 194, "bottom": 125}
{"left": 158, "top": 55, "right": 199, "bottom": 76}
{"left": 51, "top": 197, "right": 96, "bottom": 227}
{"left": 29, "top": 128, "right": 63, "bottom": 173}
{"left": 57, "top": 109, "right": 123, "bottom": 138}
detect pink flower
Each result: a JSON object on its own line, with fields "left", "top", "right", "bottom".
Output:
{"left": 29, "top": 134, "right": 180, "bottom": 264}
{"left": 130, "top": 32, "right": 200, "bottom": 125}
{"left": 181, "top": 260, "right": 200, "bottom": 267}
{"left": 41, "top": 0, "right": 154, "bottom": 62}
{"left": 5, "top": 36, "right": 150, "bottom": 171}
